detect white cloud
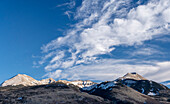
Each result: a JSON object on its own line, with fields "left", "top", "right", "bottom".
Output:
{"left": 39, "top": 0, "right": 170, "bottom": 81}
{"left": 44, "top": 59, "right": 170, "bottom": 82}
{"left": 44, "top": 70, "right": 62, "bottom": 79}
{"left": 145, "top": 61, "right": 170, "bottom": 82}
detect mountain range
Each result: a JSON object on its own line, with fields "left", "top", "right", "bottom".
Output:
{"left": 0, "top": 74, "right": 96, "bottom": 88}
{"left": 0, "top": 72, "right": 169, "bottom": 104}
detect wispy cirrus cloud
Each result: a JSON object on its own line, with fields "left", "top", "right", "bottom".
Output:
{"left": 56, "top": 0, "right": 76, "bottom": 19}
{"left": 39, "top": 0, "right": 170, "bottom": 82}
{"left": 56, "top": 0, "right": 76, "bottom": 9}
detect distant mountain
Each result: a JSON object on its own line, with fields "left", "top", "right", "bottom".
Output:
{"left": 116, "top": 72, "right": 169, "bottom": 95}
{"left": 161, "top": 80, "right": 170, "bottom": 88}
{"left": 1, "top": 74, "right": 41, "bottom": 86}
{"left": 82, "top": 73, "right": 169, "bottom": 96}
{"left": 0, "top": 74, "right": 96, "bottom": 88}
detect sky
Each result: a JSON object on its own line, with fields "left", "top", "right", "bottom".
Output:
{"left": 0, "top": 0, "right": 170, "bottom": 83}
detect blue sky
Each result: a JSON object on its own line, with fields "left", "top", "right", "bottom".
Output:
{"left": 0, "top": 0, "right": 170, "bottom": 83}
{"left": 0, "top": 0, "right": 73, "bottom": 82}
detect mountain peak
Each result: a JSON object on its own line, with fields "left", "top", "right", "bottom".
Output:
{"left": 119, "top": 72, "right": 147, "bottom": 80}
{"left": 1, "top": 74, "right": 39, "bottom": 87}
{"left": 1, "top": 74, "right": 57, "bottom": 87}
{"left": 16, "top": 73, "right": 24, "bottom": 76}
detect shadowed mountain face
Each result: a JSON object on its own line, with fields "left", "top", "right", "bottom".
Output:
{"left": 118, "top": 79, "right": 168, "bottom": 95}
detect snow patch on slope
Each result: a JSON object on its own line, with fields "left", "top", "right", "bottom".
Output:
{"left": 148, "top": 92, "right": 156, "bottom": 96}
{"left": 82, "top": 81, "right": 116, "bottom": 92}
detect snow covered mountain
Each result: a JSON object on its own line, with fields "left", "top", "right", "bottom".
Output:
{"left": 82, "top": 72, "right": 169, "bottom": 96}
{"left": 116, "top": 72, "right": 169, "bottom": 95}
{"left": 0, "top": 74, "right": 96, "bottom": 88}
{"left": 161, "top": 80, "right": 170, "bottom": 88}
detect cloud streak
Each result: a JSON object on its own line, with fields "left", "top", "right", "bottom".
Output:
{"left": 39, "top": 0, "right": 170, "bottom": 82}
{"left": 56, "top": 0, "right": 76, "bottom": 9}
